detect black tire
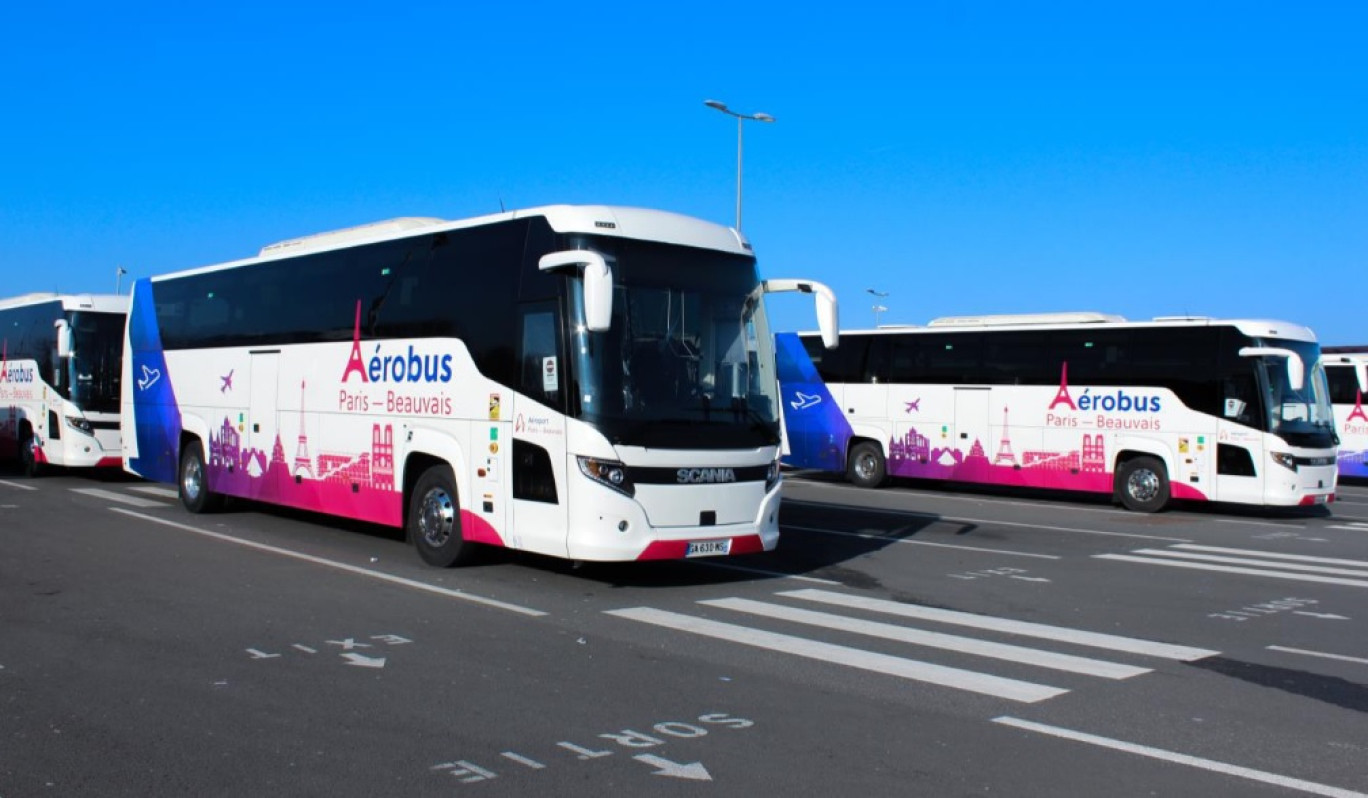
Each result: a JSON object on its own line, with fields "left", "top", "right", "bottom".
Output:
{"left": 18, "top": 425, "right": 41, "bottom": 478}
{"left": 1116, "top": 456, "right": 1170, "bottom": 513}
{"left": 179, "top": 439, "right": 223, "bottom": 513}
{"left": 409, "top": 465, "right": 475, "bottom": 567}
{"left": 846, "top": 441, "right": 887, "bottom": 489}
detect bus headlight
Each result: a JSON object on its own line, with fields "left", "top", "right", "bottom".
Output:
{"left": 1270, "top": 452, "right": 1297, "bottom": 471}
{"left": 65, "top": 415, "right": 93, "bottom": 434}
{"left": 577, "top": 456, "right": 635, "bottom": 497}
{"left": 766, "top": 458, "right": 782, "bottom": 492}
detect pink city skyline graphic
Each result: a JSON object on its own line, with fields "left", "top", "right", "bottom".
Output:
{"left": 885, "top": 402, "right": 1206, "bottom": 500}
{"left": 200, "top": 375, "right": 504, "bottom": 545}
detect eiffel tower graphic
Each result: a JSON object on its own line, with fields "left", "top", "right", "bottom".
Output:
{"left": 341, "top": 299, "right": 367, "bottom": 383}
{"left": 1048, "top": 362, "right": 1077, "bottom": 410}
{"left": 1350, "top": 390, "right": 1368, "bottom": 423}
{"left": 293, "top": 380, "right": 313, "bottom": 479}
{"left": 994, "top": 406, "right": 1017, "bottom": 466}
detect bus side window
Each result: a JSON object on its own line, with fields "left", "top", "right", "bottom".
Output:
{"left": 519, "top": 308, "right": 561, "bottom": 408}
{"left": 1222, "top": 374, "right": 1260, "bottom": 427}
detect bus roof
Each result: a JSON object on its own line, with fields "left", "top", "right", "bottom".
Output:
{"left": 0, "top": 292, "right": 128, "bottom": 314}
{"left": 795, "top": 312, "right": 1319, "bottom": 343}
{"left": 154, "top": 205, "right": 753, "bottom": 282}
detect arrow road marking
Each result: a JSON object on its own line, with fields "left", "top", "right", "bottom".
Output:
{"left": 633, "top": 754, "right": 712, "bottom": 781}
{"left": 341, "top": 653, "right": 386, "bottom": 668}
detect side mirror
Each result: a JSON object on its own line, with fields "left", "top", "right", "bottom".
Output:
{"left": 762, "top": 279, "right": 840, "bottom": 349}
{"left": 55, "top": 319, "right": 73, "bottom": 358}
{"left": 539, "top": 250, "right": 613, "bottom": 332}
{"left": 1239, "top": 346, "right": 1304, "bottom": 391}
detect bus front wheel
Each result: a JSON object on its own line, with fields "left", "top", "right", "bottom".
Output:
{"left": 1117, "top": 456, "right": 1170, "bottom": 513}
{"left": 409, "top": 465, "right": 476, "bottom": 567}
{"left": 179, "top": 440, "right": 223, "bottom": 513}
{"left": 847, "top": 441, "right": 887, "bottom": 489}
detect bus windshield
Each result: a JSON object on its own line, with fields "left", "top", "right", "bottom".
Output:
{"left": 569, "top": 239, "right": 780, "bottom": 449}
{"left": 1254, "top": 338, "right": 1336, "bottom": 449}
{"left": 65, "top": 311, "right": 124, "bottom": 413}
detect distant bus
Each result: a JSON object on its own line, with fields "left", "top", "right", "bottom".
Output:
{"left": 1, "top": 292, "right": 128, "bottom": 475}
{"left": 1323, "top": 349, "right": 1368, "bottom": 480}
{"left": 776, "top": 312, "right": 1339, "bottom": 512}
{"left": 122, "top": 205, "right": 838, "bottom": 566}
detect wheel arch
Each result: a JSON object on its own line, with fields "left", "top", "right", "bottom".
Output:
{"left": 400, "top": 426, "right": 468, "bottom": 537}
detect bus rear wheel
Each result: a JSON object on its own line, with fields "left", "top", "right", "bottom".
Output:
{"left": 1117, "top": 456, "right": 1169, "bottom": 513}
{"left": 409, "top": 465, "right": 476, "bottom": 567}
{"left": 179, "top": 439, "right": 223, "bottom": 513}
{"left": 847, "top": 441, "right": 887, "bottom": 488}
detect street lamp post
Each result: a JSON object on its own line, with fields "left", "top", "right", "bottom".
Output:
{"left": 704, "top": 99, "right": 775, "bottom": 231}
{"left": 867, "top": 289, "right": 889, "bottom": 326}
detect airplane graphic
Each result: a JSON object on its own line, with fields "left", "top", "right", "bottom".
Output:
{"left": 137, "top": 364, "right": 161, "bottom": 391}
{"left": 905, "top": 399, "right": 921, "bottom": 413}
{"left": 220, "top": 369, "right": 234, "bottom": 393}
{"left": 790, "top": 392, "right": 821, "bottom": 411}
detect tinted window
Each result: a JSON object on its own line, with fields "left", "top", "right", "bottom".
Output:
{"left": 152, "top": 220, "right": 532, "bottom": 388}
{"left": 1326, "top": 365, "right": 1361, "bottom": 405}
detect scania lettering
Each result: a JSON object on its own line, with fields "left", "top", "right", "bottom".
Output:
{"left": 678, "top": 468, "right": 737, "bottom": 484}
{"left": 1, "top": 292, "right": 128, "bottom": 475}
{"left": 777, "top": 312, "right": 1338, "bottom": 512}
{"left": 122, "top": 206, "right": 838, "bottom": 566}
{"left": 1323, "top": 348, "right": 1368, "bottom": 480}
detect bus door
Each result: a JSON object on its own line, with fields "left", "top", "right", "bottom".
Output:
{"left": 509, "top": 305, "right": 569, "bottom": 557}
{"left": 1213, "top": 372, "right": 1266, "bottom": 503}
{"left": 248, "top": 351, "right": 279, "bottom": 491}
{"left": 953, "top": 387, "right": 991, "bottom": 457}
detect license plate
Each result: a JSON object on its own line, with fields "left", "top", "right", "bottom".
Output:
{"left": 686, "top": 538, "right": 732, "bottom": 558}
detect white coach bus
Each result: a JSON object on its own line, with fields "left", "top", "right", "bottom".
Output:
{"left": 776, "top": 313, "right": 1338, "bottom": 512}
{"left": 1, "top": 292, "right": 128, "bottom": 475}
{"left": 122, "top": 205, "right": 838, "bottom": 565}
{"left": 1323, "top": 348, "right": 1368, "bottom": 481}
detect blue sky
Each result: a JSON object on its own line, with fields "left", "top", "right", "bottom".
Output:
{"left": 3, "top": 2, "right": 1365, "bottom": 344}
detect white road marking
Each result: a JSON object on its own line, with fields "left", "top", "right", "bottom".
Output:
{"left": 700, "top": 598, "right": 1149, "bottom": 679}
{"left": 780, "top": 589, "right": 1217, "bottom": 661}
{"left": 0, "top": 479, "right": 38, "bottom": 491}
{"left": 606, "top": 606, "right": 1066, "bottom": 703}
{"left": 1267, "top": 646, "right": 1368, "bottom": 666}
{"left": 1095, "top": 555, "right": 1368, "bottom": 588}
{"left": 110, "top": 508, "right": 548, "bottom": 617}
{"left": 1173, "top": 544, "right": 1368, "bottom": 568}
{"left": 71, "top": 487, "right": 166, "bottom": 508}
{"left": 993, "top": 717, "right": 1368, "bottom": 798}
{"left": 129, "top": 485, "right": 179, "bottom": 499}
{"left": 1128, "top": 548, "right": 1368, "bottom": 578}
{"left": 784, "top": 525, "right": 1062, "bottom": 560}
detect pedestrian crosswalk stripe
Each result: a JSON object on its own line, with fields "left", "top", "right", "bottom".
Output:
{"left": 71, "top": 487, "right": 165, "bottom": 508}
{"left": 1094, "top": 554, "right": 1368, "bottom": 589}
{"left": 1129, "top": 548, "right": 1368, "bottom": 578}
{"left": 779, "top": 588, "right": 1217, "bottom": 661}
{"left": 1172, "top": 544, "right": 1368, "bottom": 568}
{"left": 699, "top": 597, "right": 1149, "bottom": 679}
{"left": 129, "top": 485, "right": 179, "bottom": 499}
{"left": 605, "top": 606, "right": 1067, "bottom": 703}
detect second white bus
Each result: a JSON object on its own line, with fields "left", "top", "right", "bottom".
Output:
{"left": 1, "top": 292, "right": 128, "bottom": 475}
{"left": 777, "top": 312, "right": 1339, "bottom": 512}
{"left": 1324, "top": 349, "right": 1368, "bottom": 481}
